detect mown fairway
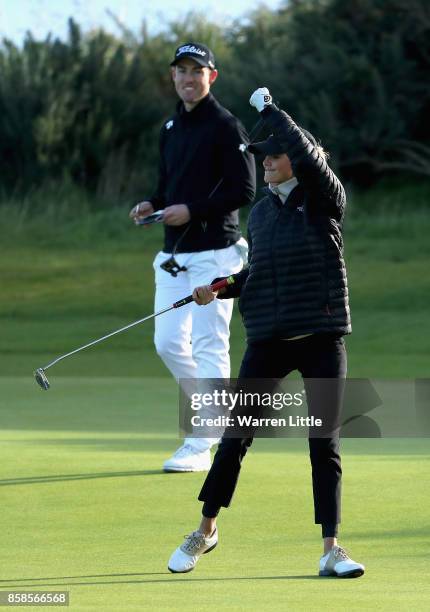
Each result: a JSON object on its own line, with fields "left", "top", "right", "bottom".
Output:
{"left": 0, "top": 378, "right": 429, "bottom": 611}
{"left": 1, "top": 191, "right": 429, "bottom": 610}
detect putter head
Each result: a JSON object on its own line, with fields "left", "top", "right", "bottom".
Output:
{"left": 34, "top": 368, "right": 50, "bottom": 391}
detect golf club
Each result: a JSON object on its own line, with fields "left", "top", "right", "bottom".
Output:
{"left": 34, "top": 276, "right": 235, "bottom": 390}
{"left": 248, "top": 116, "right": 265, "bottom": 142}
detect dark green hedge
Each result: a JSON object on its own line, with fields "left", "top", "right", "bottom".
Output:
{"left": 1, "top": 0, "right": 429, "bottom": 202}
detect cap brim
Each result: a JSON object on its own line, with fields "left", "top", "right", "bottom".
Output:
{"left": 248, "top": 129, "right": 318, "bottom": 155}
{"left": 247, "top": 138, "right": 285, "bottom": 156}
{"left": 170, "top": 55, "right": 211, "bottom": 68}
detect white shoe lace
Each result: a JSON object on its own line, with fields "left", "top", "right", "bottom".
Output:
{"left": 181, "top": 531, "right": 206, "bottom": 555}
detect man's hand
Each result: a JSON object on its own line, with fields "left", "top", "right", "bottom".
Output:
{"left": 129, "top": 201, "right": 154, "bottom": 224}
{"left": 249, "top": 87, "right": 273, "bottom": 112}
{"left": 192, "top": 285, "right": 226, "bottom": 305}
{"left": 163, "top": 204, "right": 191, "bottom": 226}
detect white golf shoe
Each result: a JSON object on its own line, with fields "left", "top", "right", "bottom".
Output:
{"left": 163, "top": 444, "right": 211, "bottom": 472}
{"left": 319, "top": 545, "right": 365, "bottom": 578}
{"left": 168, "top": 529, "right": 218, "bottom": 573}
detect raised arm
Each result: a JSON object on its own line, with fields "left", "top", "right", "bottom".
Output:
{"left": 249, "top": 88, "right": 346, "bottom": 222}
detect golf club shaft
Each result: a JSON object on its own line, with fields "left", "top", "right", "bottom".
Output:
{"left": 41, "top": 277, "right": 234, "bottom": 371}
{"left": 41, "top": 306, "right": 172, "bottom": 371}
{"left": 248, "top": 116, "right": 264, "bottom": 141}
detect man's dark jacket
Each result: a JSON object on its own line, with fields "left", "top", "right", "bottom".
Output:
{"left": 219, "top": 105, "right": 351, "bottom": 342}
{"left": 149, "top": 93, "right": 256, "bottom": 253}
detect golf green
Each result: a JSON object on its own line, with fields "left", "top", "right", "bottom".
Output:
{"left": 0, "top": 377, "right": 428, "bottom": 611}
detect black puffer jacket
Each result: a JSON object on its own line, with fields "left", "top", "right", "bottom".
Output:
{"left": 220, "top": 105, "right": 351, "bottom": 342}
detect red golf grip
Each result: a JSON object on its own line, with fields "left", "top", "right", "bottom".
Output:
{"left": 172, "top": 276, "right": 235, "bottom": 309}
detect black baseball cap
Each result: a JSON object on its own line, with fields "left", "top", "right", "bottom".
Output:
{"left": 170, "top": 42, "right": 216, "bottom": 70}
{"left": 248, "top": 128, "right": 317, "bottom": 156}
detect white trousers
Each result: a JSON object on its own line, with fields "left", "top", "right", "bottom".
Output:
{"left": 153, "top": 239, "right": 247, "bottom": 452}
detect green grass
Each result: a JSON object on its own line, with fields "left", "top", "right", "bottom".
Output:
{"left": 1, "top": 378, "right": 429, "bottom": 611}
{"left": 0, "top": 181, "right": 429, "bottom": 609}
{"left": 1, "top": 188, "right": 429, "bottom": 377}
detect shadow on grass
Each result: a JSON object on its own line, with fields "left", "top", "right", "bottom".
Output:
{"left": 0, "top": 469, "right": 165, "bottom": 486}
{"left": 3, "top": 436, "right": 429, "bottom": 456}
{"left": 351, "top": 525, "right": 430, "bottom": 539}
{"left": 2, "top": 437, "right": 179, "bottom": 453}
{"left": 0, "top": 573, "right": 320, "bottom": 588}
{"left": 0, "top": 572, "right": 167, "bottom": 583}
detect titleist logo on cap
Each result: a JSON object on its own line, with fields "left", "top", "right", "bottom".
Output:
{"left": 176, "top": 44, "right": 207, "bottom": 57}
{"left": 170, "top": 43, "right": 215, "bottom": 69}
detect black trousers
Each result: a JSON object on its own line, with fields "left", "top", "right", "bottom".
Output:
{"left": 198, "top": 334, "right": 347, "bottom": 534}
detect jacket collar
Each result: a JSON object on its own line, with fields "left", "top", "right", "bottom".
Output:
{"left": 264, "top": 183, "right": 304, "bottom": 209}
{"left": 269, "top": 177, "right": 299, "bottom": 202}
{"left": 176, "top": 92, "right": 215, "bottom": 121}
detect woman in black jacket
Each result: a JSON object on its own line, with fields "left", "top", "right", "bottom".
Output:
{"left": 167, "top": 88, "right": 364, "bottom": 578}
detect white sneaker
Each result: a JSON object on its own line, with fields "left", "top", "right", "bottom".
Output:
{"left": 168, "top": 529, "right": 218, "bottom": 573}
{"left": 163, "top": 444, "right": 211, "bottom": 473}
{"left": 319, "top": 545, "right": 365, "bottom": 578}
